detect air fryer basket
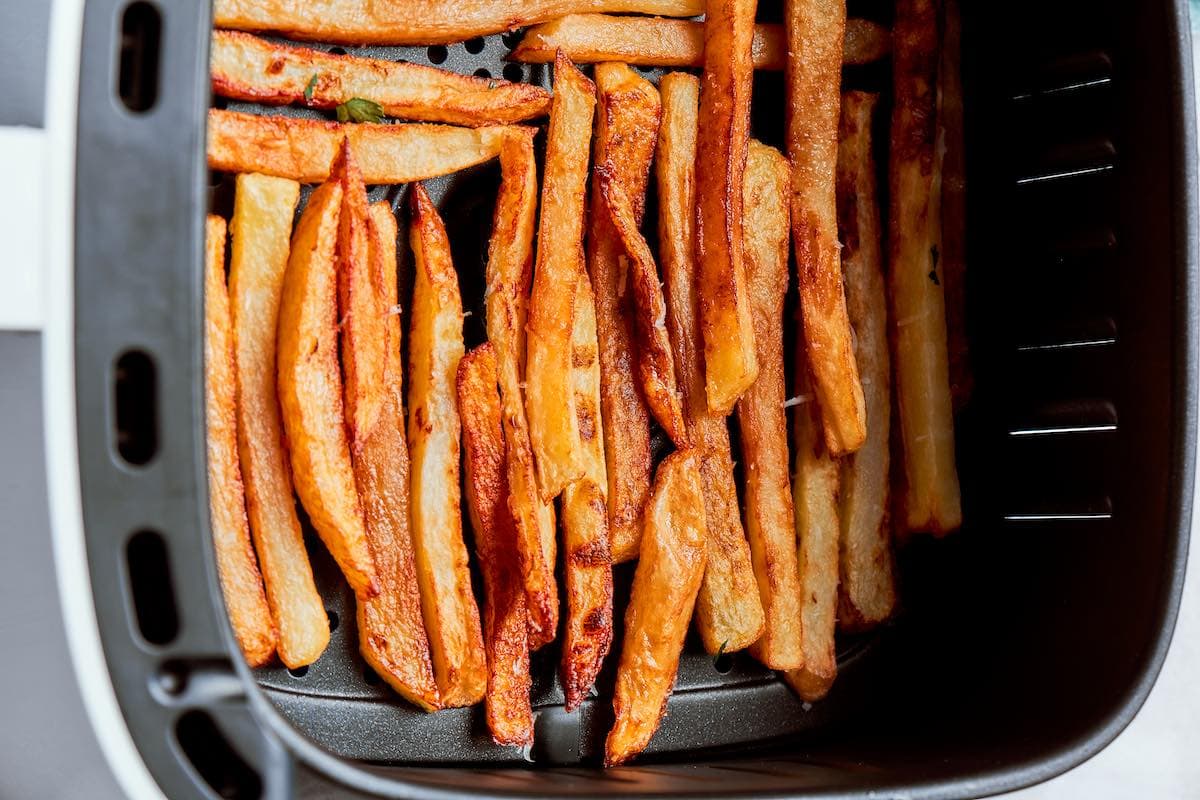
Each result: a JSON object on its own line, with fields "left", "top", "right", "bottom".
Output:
{"left": 72, "top": 0, "right": 1196, "bottom": 797}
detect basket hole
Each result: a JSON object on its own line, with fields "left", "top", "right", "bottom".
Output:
{"left": 116, "top": 1, "right": 161, "bottom": 113}
{"left": 113, "top": 349, "right": 158, "bottom": 466}
{"left": 287, "top": 665, "right": 309, "bottom": 678}
{"left": 474, "top": 68, "right": 492, "bottom": 79}
{"left": 427, "top": 45, "right": 448, "bottom": 65}
{"left": 363, "top": 667, "right": 381, "bottom": 686}
{"left": 501, "top": 30, "right": 524, "bottom": 50}
{"left": 712, "top": 652, "right": 734, "bottom": 674}
{"left": 328, "top": 46, "right": 347, "bottom": 56}
{"left": 326, "top": 609, "right": 339, "bottom": 632}
{"left": 464, "top": 37, "right": 486, "bottom": 54}
{"left": 176, "top": 710, "right": 263, "bottom": 800}
{"left": 125, "top": 530, "right": 179, "bottom": 645}
{"left": 502, "top": 63, "right": 524, "bottom": 83}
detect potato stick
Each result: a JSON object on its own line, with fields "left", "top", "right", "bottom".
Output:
{"left": 939, "top": 0, "right": 971, "bottom": 410}
{"left": 738, "top": 142, "right": 804, "bottom": 671}
{"left": 212, "top": 30, "right": 550, "bottom": 127}
{"left": 457, "top": 343, "right": 534, "bottom": 746}
{"left": 605, "top": 451, "right": 707, "bottom": 767}
{"left": 484, "top": 130, "right": 559, "bottom": 648}
{"left": 205, "top": 215, "right": 277, "bottom": 668}
{"left": 213, "top": 0, "right": 705, "bottom": 46}
{"left": 597, "top": 168, "right": 688, "bottom": 447}
{"left": 408, "top": 184, "right": 487, "bottom": 706}
{"left": 510, "top": 15, "right": 891, "bottom": 70}
{"left": 784, "top": 366, "right": 840, "bottom": 702}
{"left": 277, "top": 179, "right": 379, "bottom": 597}
{"left": 890, "top": 0, "right": 962, "bottom": 535}
{"left": 588, "top": 62, "right": 659, "bottom": 563}
{"left": 350, "top": 198, "right": 440, "bottom": 710}
{"left": 526, "top": 52, "right": 595, "bottom": 500}
{"left": 786, "top": 0, "right": 867, "bottom": 456}
{"left": 229, "top": 173, "right": 328, "bottom": 668}
{"left": 836, "top": 91, "right": 897, "bottom": 629}
{"left": 695, "top": 0, "right": 760, "bottom": 415}
{"left": 208, "top": 109, "right": 523, "bottom": 184}
{"left": 561, "top": 275, "right": 614, "bottom": 711}
{"left": 656, "top": 73, "right": 763, "bottom": 652}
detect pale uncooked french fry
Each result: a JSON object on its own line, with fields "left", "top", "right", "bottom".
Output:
{"left": 484, "top": 129, "right": 559, "bottom": 648}
{"left": 229, "top": 173, "right": 329, "bottom": 668}
{"left": 836, "top": 91, "right": 897, "bottom": 629}
{"left": 526, "top": 52, "right": 595, "bottom": 500}
{"left": 656, "top": 72, "right": 763, "bottom": 653}
{"left": 786, "top": 0, "right": 867, "bottom": 455}
{"left": 588, "top": 62, "right": 660, "bottom": 563}
{"left": 696, "top": 0, "right": 760, "bottom": 415}
{"left": 510, "top": 15, "right": 891, "bottom": 70}
{"left": 457, "top": 343, "right": 533, "bottom": 745}
{"left": 738, "top": 142, "right": 804, "bottom": 671}
{"left": 606, "top": 451, "right": 707, "bottom": 766}
{"left": 211, "top": 30, "right": 550, "bottom": 127}
{"left": 213, "top": 0, "right": 704, "bottom": 45}
{"left": 205, "top": 214, "right": 277, "bottom": 668}
{"left": 408, "top": 184, "right": 487, "bottom": 707}
{"left": 890, "top": 0, "right": 962, "bottom": 535}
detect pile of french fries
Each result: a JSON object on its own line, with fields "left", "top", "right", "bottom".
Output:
{"left": 203, "top": 0, "right": 964, "bottom": 766}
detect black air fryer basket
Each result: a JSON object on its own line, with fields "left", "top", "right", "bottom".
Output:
{"left": 73, "top": 0, "right": 1197, "bottom": 797}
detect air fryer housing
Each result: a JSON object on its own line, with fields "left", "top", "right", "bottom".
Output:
{"left": 68, "top": 0, "right": 1196, "bottom": 797}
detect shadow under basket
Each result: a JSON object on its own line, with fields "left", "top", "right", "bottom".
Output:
{"left": 71, "top": 0, "right": 1196, "bottom": 798}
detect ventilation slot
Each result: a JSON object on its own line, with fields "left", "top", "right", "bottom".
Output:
{"left": 126, "top": 529, "right": 179, "bottom": 645}
{"left": 116, "top": 1, "right": 161, "bottom": 112}
{"left": 176, "top": 710, "right": 263, "bottom": 800}
{"left": 114, "top": 349, "right": 159, "bottom": 466}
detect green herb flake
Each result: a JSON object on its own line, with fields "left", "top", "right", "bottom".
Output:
{"left": 713, "top": 639, "right": 729, "bottom": 669}
{"left": 303, "top": 73, "right": 319, "bottom": 104}
{"left": 335, "top": 97, "right": 385, "bottom": 124}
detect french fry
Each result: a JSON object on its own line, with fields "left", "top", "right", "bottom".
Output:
{"left": 890, "top": 0, "right": 962, "bottom": 535}
{"left": 656, "top": 73, "right": 764, "bottom": 653}
{"left": 510, "top": 15, "right": 891, "bottom": 71}
{"left": 526, "top": 52, "right": 595, "bottom": 500}
{"left": 484, "top": 130, "right": 559, "bottom": 648}
{"left": 787, "top": 0, "right": 867, "bottom": 456}
{"left": 208, "top": 109, "right": 523, "bottom": 184}
{"left": 348, "top": 193, "right": 441, "bottom": 709}
{"left": 939, "top": 0, "right": 971, "bottom": 410}
{"left": 605, "top": 451, "right": 707, "bottom": 767}
{"left": 597, "top": 169, "right": 687, "bottom": 447}
{"left": 408, "top": 184, "right": 487, "bottom": 707}
{"left": 560, "top": 275, "right": 614, "bottom": 711}
{"left": 276, "top": 178, "right": 379, "bottom": 597}
{"left": 213, "top": 0, "right": 704, "bottom": 46}
{"left": 836, "top": 91, "right": 897, "bottom": 629}
{"left": 738, "top": 141, "right": 804, "bottom": 671}
{"left": 205, "top": 214, "right": 277, "bottom": 668}
{"left": 229, "top": 173, "right": 328, "bottom": 668}
{"left": 588, "top": 62, "right": 659, "bottom": 563}
{"left": 783, "top": 366, "right": 841, "bottom": 702}
{"left": 457, "top": 343, "right": 533, "bottom": 745}
{"left": 211, "top": 30, "right": 550, "bottom": 127}
{"left": 695, "top": 0, "right": 760, "bottom": 415}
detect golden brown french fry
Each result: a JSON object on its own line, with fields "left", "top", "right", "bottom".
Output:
{"left": 605, "top": 451, "right": 707, "bottom": 767}
{"left": 786, "top": 0, "right": 867, "bottom": 456}
{"left": 560, "top": 275, "right": 613, "bottom": 711}
{"left": 208, "top": 109, "right": 523, "bottom": 184}
{"left": 526, "top": 52, "right": 594, "bottom": 500}
{"left": 484, "top": 130, "right": 559, "bottom": 649}
{"left": 939, "top": 0, "right": 971, "bottom": 410}
{"left": 457, "top": 343, "right": 534, "bottom": 745}
{"left": 213, "top": 0, "right": 704, "bottom": 45}
{"left": 408, "top": 184, "right": 487, "bottom": 707}
{"left": 348, "top": 194, "right": 441, "bottom": 710}
{"left": 597, "top": 169, "right": 687, "bottom": 447}
{"left": 510, "top": 15, "right": 891, "bottom": 70}
{"left": 695, "top": 0, "right": 759, "bottom": 415}
{"left": 836, "top": 91, "right": 897, "bottom": 629}
{"left": 211, "top": 30, "right": 550, "bottom": 127}
{"left": 588, "top": 62, "right": 659, "bottom": 563}
{"left": 783, "top": 367, "right": 840, "bottom": 702}
{"left": 656, "top": 72, "right": 764, "bottom": 653}
{"left": 891, "top": 0, "right": 962, "bottom": 535}
{"left": 205, "top": 214, "right": 277, "bottom": 668}
{"left": 738, "top": 142, "right": 804, "bottom": 671}
{"left": 229, "top": 173, "right": 329, "bottom": 668}
{"left": 277, "top": 179, "right": 379, "bottom": 598}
